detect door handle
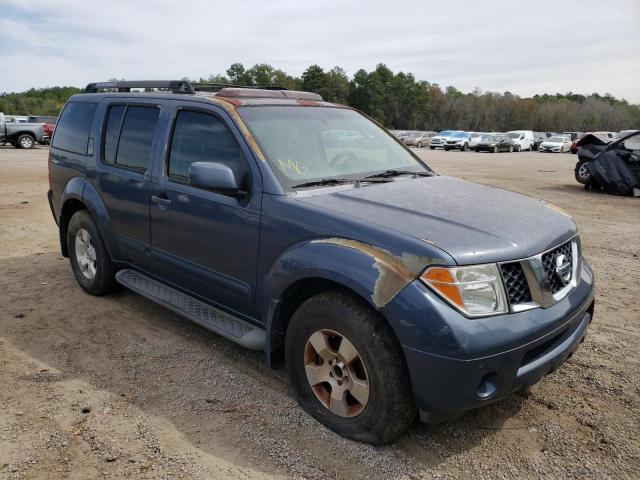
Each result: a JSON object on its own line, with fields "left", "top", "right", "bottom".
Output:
{"left": 151, "top": 194, "right": 172, "bottom": 206}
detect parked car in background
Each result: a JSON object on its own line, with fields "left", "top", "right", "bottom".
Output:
{"left": 444, "top": 131, "right": 472, "bottom": 151}
{"left": 403, "top": 131, "right": 436, "bottom": 148}
{"left": 533, "top": 132, "right": 550, "bottom": 151}
{"left": 474, "top": 134, "right": 516, "bottom": 153}
{"left": 539, "top": 135, "right": 572, "bottom": 153}
{"left": 0, "top": 112, "right": 46, "bottom": 149}
{"left": 429, "top": 130, "right": 462, "bottom": 150}
{"left": 468, "top": 132, "right": 487, "bottom": 149}
{"left": 27, "top": 115, "right": 57, "bottom": 145}
{"left": 390, "top": 130, "right": 409, "bottom": 141}
{"left": 505, "top": 130, "right": 534, "bottom": 151}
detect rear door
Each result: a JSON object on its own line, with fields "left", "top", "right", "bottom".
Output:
{"left": 148, "top": 102, "right": 262, "bottom": 316}
{"left": 92, "top": 100, "right": 162, "bottom": 265}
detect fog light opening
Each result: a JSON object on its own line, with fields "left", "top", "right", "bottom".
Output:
{"left": 477, "top": 372, "right": 500, "bottom": 399}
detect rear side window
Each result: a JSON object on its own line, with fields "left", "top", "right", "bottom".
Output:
{"left": 168, "top": 110, "right": 248, "bottom": 184}
{"left": 102, "top": 105, "right": 160, "bottom": 173}
{"left": 51, "top": 102, "right": 97, "bottom": 154}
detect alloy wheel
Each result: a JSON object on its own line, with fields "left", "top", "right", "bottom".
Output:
{"left": 304, "top": 329, "right": 369, "bottom": 417}
{"left": 20, "top": 136, "right": 34, "bottom": 148}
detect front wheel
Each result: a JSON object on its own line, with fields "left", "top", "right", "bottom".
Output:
{"left": 460, "top": 143, "right": 468, "bottom": 152}
{"left": 493, "top": 146, "right": 498, "bottom": 153}
{"left": 429, "top": 146, "right": 435, "bottom": 150}
{"left": 285, "top": 291, "right": 416, "bottom": 445}
{"left": 575, "top": 161, "right": 592, "bottom": 185}
{"left": 67, "top": 210, "right": 118, "bottom": 295}
{"left": 509, "top": 145, "right": 514, "bottom": 153}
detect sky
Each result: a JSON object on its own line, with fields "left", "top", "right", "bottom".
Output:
{"left": 1, "top": 0, "right": 639, "bottom": 102}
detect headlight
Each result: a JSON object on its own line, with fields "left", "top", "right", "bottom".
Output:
{"left": 421, "top": 264, "right": 508, "bottom": 317}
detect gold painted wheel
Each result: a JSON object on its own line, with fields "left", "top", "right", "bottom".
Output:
{"left": 304, "top": 329, "right": 369, "bottom": 418}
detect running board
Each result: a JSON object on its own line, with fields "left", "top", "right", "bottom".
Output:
{"left": 115, "top": 269, "right": 266, "bottom": 350}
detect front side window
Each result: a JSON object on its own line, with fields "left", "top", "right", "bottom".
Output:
{"left": 52, "top": 101, "right": 97, "bottom": 154}
{"left": 168, "top": 110, "right": 248, "bottom": 185}
{"left": 238, "top": 106, "right": 428, "bottom": 189}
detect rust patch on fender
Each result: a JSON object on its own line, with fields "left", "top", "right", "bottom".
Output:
{"left": 311, "top": 238, "right": 444, "bottom": 308}
{"left": 204, "top": 96, "right": 266, "bottom": 162}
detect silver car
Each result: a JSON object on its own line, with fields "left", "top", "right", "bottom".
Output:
{"left": 403, "top": 131, "right": 437, "bottom": 148}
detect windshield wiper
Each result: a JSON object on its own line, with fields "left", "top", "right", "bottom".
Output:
{"left": 360, "top": 169, "right": 432, "bottom": 180}
{"left": 292, "top": 178, "right": 356, "bottom": 189}
{"left": 291, "top": 176, "right": 392, "bottom": 189}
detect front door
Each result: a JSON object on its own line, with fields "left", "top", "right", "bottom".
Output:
{"left": 149, "top": 105, "right": 261, "bottom": 316}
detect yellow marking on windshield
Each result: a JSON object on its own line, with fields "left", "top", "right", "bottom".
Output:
{"left": 277, "top": 158, "right": 308, "bottom": 176}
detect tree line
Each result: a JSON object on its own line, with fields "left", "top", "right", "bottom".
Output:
{"left": 2, "top": 63, "right": 638, "bottom": 132}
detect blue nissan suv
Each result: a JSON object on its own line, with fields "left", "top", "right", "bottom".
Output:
{"left": 48, "top": 80, "right": 595, "bottom": 444}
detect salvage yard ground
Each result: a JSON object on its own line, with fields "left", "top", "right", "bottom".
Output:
{"left": 0, "top": 146, "right": 638, "bottom": 479}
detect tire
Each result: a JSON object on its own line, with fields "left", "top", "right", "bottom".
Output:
{"left": 515, "top": 144, "right": 521, "bottom": 152}
{"left": 475, "top": 148, "right": 480, "bottom": 152}
{"left": 460, "top": 143, "right": 467, "bottom": 152}
{"left": 417, "top": 142, "right": 422, "bottom": 148}
{"left": 16, "top": 134, "right": 35, "bottom": 149}
{"left": 509, "top": 145, "right": 514, "bottom": 153}
{"left": 429, "top": 146, "right": 435, "bottom": 150}
{"left": 574, "top": 160, "right": 591, "bottom": 185}
{"left": 285, "top": 291, "right": 416, "bottom": 445}
{"left": 560, "top": 146, "right": 565, "bottom": 153}
{"left": 493, "top": 146, "right": 498, "bottom": 153}
{"left": 444, "top": 147, "right": 450, "bottom": 151}
{"left": 67, "top": 210, "right": 117, "bottom": 295}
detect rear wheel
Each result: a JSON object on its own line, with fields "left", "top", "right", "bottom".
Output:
{"left": 16, "top": 134, "right": 35, "bottom": 149}
{"left": 67, "top": 210, "right": 117, "bottom": 295}
{"left": 285, "top": 291, "right": 416, "bottom": 444}
{"left": 493, "top": 146, "right": 498, "bottom": 153}
{"left": 575, "top": 160, "right": 591, "bottom": 185}
{"left": 417, "top": 142, "right": 423, "bottom": 148}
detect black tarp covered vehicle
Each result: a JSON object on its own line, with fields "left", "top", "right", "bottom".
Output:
{"left": 575, "top": 130, "right": 640, "bottom": 185}
{"left": 575, "top": 130, "right": 640, "bottom": 196}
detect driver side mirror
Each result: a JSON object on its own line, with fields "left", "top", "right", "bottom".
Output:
{"left": 188, "top": 162, "right": 247, "bottom": 198}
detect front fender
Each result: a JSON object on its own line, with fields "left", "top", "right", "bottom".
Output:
{"left": 261, "top": 237, "right": 452, "bottom": 365}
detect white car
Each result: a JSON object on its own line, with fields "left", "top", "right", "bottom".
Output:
{"left": 539, "top": 135, "right": 572, "bottom": 153}
{"left": 430, "top": 130, "right": 464, "bottom": 150}
{"left": 468, "top": 132, "right": 488, "bottom": 149}
{"left": 505, "top": 130, "right": 535, "bottom": 151}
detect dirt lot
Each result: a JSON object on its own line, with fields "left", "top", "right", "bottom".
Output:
{"left": 1, "top": 145, "right": 638, "bottom": 479}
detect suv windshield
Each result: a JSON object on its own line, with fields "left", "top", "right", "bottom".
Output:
{"left": 451, "top": 132, "right": 467, "bottom": 138}
{"left": 238, "top": 106, "right": 429, "bottom": 189}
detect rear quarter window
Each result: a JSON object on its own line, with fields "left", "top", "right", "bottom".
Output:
{"left": 51, "top": 102, "right": 97, "bottom": 154}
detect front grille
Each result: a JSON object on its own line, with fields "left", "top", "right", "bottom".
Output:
{"left": 541, "top": 241, "right": 573, "bottom": 293}
{"left": 500, "top": 262, "right": 532, "bottom": 305}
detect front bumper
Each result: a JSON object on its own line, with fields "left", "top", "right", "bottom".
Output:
{"left": 382, "top": 259, "right": 595, "bottom": 422}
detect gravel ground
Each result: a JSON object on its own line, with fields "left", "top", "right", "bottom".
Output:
{"left": 0, "top": 145, "right": 638, "bottom": 479}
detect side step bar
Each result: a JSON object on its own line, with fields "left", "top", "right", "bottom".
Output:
{"left": 115, "top": 269, "right": 266, "bottom": 350}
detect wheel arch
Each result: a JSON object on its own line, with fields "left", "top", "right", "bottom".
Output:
{"left": 261, "top": 238, "right": 450, "bottom": 368}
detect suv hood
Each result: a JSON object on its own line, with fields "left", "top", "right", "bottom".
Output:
{"left": 295, "top": 176, "right": 577, "bottom": 265}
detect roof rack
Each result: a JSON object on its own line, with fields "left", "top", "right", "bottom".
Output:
{"left": 85, "top": 80, "right": 195, "bottom": 94}
{"left": 191, "top": 83, "right": 286, "bottom": 92}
